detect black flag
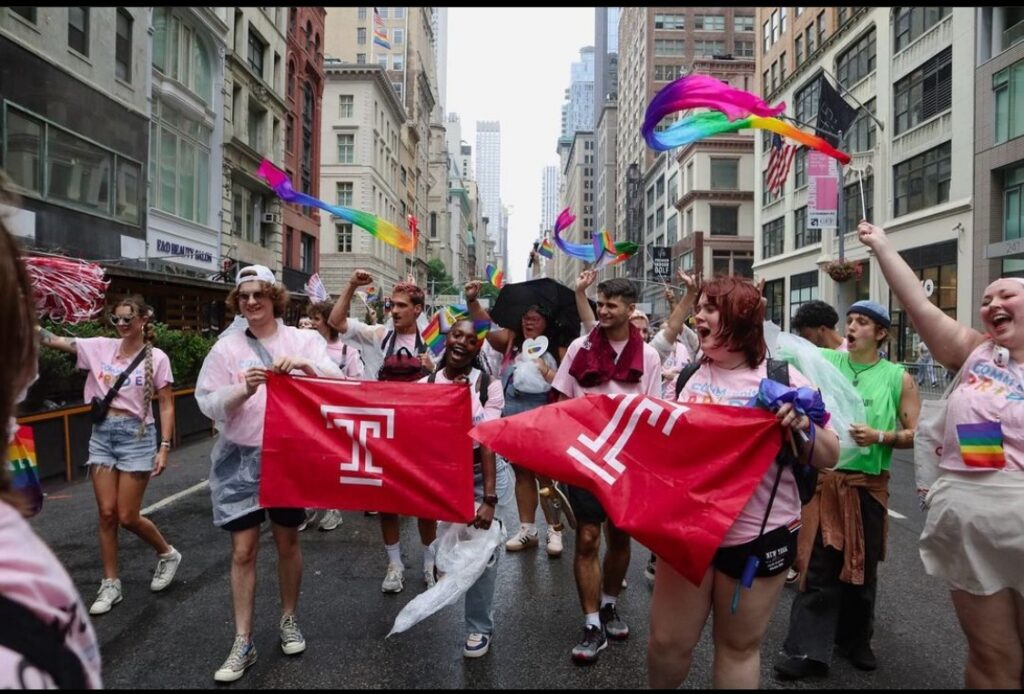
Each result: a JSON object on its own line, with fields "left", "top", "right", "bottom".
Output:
{"left": 815, "top": 74, "right": 859, "bottom": 148}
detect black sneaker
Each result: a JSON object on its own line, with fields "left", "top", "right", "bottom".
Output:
{"left": 571, "top": 625, "right": 607, "bottom": 665}
{"left": 599, "top": 603, "right": 629, "bottom": 640}
{"left": 773, "top": 654, "right": 829, "bottom": 680}
{"left": 644, "top": 554, "right": 656, "bottom": 582}
{"left": 837, "top": 642, "right": 877, "bottom": 671}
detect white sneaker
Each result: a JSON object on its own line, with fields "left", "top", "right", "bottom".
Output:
{"left": 297, "top": 510, "right": 317, "bottom": 532}
{"left": 279, "top": 614, "right": 306, "bottom": 655}
{"left": 464, "top": 632, "right": 491, "bottom": 658}
{"left": 505, "top": 527, "right": 539, "bottom": 551}
{"left": 150, "top": 547, "right": 182, "bottom": 592}
{"left": 423, "top": 562, "right": 437, "bottom": 588}
{"left": 214, "top": 635, "right": 257, "bottom": 683}
{"left": 546, "top": 528, "right": 563, "bottom": 557}
{"left": 381, "top": 563, "right": 405, "bottom": 593}
{"left": 88, "top": 578, "right": 122, "bottom": 615}
{"left": 318, "top": 509, "right": 343, "bottom": 532}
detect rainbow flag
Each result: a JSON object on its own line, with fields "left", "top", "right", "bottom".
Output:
{"left": 439, "top": 305, "right": 468, "bottom": 332}
{"left": 423, "top": 311, "right": 445, "bottom": 357}
{"left": 486, "top": 264, "right": 504, "bottom": 289}
{"left": 538, "top": 238, "right": 554, "bottom": 259}
{"left": 473, "top": 319, "right": 491, "bottom": 340}
{"left": 956, "top": 422, "right": 1006, "bottom": 469}
{"left": 373, "top": 7, "right": 391, "bottom": 49}
{"left": 7, "top": 425, "right": 43, "bottom": 516}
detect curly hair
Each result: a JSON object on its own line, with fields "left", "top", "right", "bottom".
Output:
{"left": 307, "top": 300, "right": 339, "bottom": 340}
{"left": 697, "top": 276, "right": 766, "bottom": 369}
{"left": 112, "top": 295, "right": 156, "bottom": 438}
{"left": 226, "top": 280, "right": 290, "bottom": 318}
{"left": 392, "top": 281, "right": 425, "bottom": 308}
{"left": 791, "top": 300, "right": 839, "bottom": 331}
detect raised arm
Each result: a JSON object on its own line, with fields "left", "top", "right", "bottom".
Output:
{"left": 660, "top": 270, "right": 698, "bottom": 346}
{"left": 858, "top": 221, "right": 984, "bottom": 371}
{"left": 465, "top": 279, "right": 513, "bottom": 352}
{"left": 575, "top": 269, "right": 598, "bottom": 333}
{"left": 329, "top": 269, "right": 373, "bottom": 336}
{"left": 37, "top": 326, "right": 78, "bottom": 355}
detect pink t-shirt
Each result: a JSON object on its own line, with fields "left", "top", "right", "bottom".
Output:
{"left": 661, "top": 340, "right": 693, "bottom": 399}
{"left": 677, "top": 360, "right": 823, "bottom": 546}
{"left": 941, "top": 340, "right": 1024, "bottom": 473}
{"left": 552, "top": 334, "right": 664, "bottom": 399}
{"left": 76, "top": 337, "right": 173, "bottom": 424}
{"left": 326, "top": 339, "right": 365, "bottom": 380}
{"left": 418, "top": 368, "right": 505, "bottom": 448}
{"left": 0, "top": 501, "right": 102, "bottom": 688}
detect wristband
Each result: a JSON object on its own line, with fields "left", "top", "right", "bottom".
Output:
{"left": 160, "top": 441, "right": 172, "bottom": 449}
{"left": 877, "top": 430, "right": 885, "bottom": 444}
{"left": 482, "top": 494, "right": 498, "bottom": 507}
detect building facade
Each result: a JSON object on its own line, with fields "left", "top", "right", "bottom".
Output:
{"left": 475, "top": 120, "right": 502, "bottom": 275}
{"left": 553, "top": 130, "right": 594, "bottom": 286}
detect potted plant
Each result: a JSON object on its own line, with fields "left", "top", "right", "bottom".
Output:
{"left": 824, "top": 258, "right": 863, "bottom": 283}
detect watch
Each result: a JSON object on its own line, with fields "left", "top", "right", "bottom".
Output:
{"left": 482, "top": 494, "right": 499, "bottom": 507}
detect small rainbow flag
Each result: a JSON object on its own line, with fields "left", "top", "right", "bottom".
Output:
{"left": 957, "top": 422, "right": 1006, "bottom": 469}
{"left": 439, "top": 305, "right": 468, "bottom": 332}
{"left": 7, "top": 425, "right": 43, "bottom": 516}
{"left": 538, "top": 238, "right": 554, "bottom": 259}
{"left": 485, "top": 264, "right": 504, "bottom": 289}
{"left": 473, "top": 319, "right": 491, "bottom": 340}
{"left": 423, "top": 311, "right": 445, "bottom": 357}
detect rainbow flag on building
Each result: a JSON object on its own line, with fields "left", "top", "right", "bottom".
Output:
{"left": 373, "top": 7, "right": 391, "bottom": 49}
{"left": 956, "top": 422, "right": 1006, "bottom": 468}
{"left": 7, "top": 425, "right": 43, "bottom": 516}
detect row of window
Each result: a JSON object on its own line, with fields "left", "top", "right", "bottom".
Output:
{"left": 653, "top": 38, "right": 753, "bottom": 58}
{"left": 356, "top": 7, "right": 406, "bottom": 20}
{"left": 356, "top": 26, "right": 404, "bottom": 46}
{"left": 11, "top": 8, "right": 136, "bottom": 84}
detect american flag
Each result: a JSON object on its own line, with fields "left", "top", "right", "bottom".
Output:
{"left": 766, "top": 134, "right": 798, "bottom": 195}
{"left": 373, "top": 7, "right": 390, "bottom": 49}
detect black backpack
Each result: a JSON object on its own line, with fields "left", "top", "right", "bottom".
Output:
{"left": 675, "top": 358, "right": 818, "bottom": 505}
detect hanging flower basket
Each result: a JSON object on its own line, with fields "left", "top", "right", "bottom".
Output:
{"left": 824, "top": 258, "right": 863, "bottom": 283}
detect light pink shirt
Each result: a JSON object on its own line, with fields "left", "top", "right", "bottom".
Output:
{"left": 76, "top": 337, "right": 173, "bottom": 424}
{"left": 942, "top": 340, "right": 1024, "bottom": 473}
{"left": 552, "top": 334, "right": 664, "bottom": 399}
{"left": 661, "top": 340, "right": 693, "bottom": 399}
{"left": 0, "top": 502, "right": 102, "bottom": 688}
{"left": 418, "top": 368, "right": 505, "bottom": 448}
{"left": 326, "top": 339, "right": 365, "bottom": 380}
{"left": 677, "top": 360, "right": 823, "bottom": 546}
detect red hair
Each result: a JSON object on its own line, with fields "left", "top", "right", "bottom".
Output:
{"left": 698, "top": 276, "right": 766, "bottom": 368}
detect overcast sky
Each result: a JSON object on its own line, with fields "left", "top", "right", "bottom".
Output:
{"left": 446, "top": 7, "right": 595, "bottom": 283}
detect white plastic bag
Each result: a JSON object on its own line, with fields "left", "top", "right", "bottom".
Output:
{"left": 773, "top": 332, "right": 869, "bottom": 468}
{"left": 387, "top": 520, "right": 505, "bottom": 637}
{"left": 511, "top": 353, "right": 550, "bottom": 394}
{"left": 913, "top": 366, "right": 962, "bottom": 509}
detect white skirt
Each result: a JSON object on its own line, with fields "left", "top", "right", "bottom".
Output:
{"left": 920, "top": 470, "right": 1024, "bottom": 596}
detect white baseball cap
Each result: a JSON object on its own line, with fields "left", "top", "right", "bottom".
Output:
{"left": 236, "top": 264, "right": 276, "bottom": 286}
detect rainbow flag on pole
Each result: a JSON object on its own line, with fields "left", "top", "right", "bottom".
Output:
{"left": 485, "top": 264, "right": 504, "bottom": 289}
{"left": 956, "top": 422, "right": 1006, "bottom": 468}
{"left": 7, "top": 425, "right": 43, "bottom": 516}
{"left": 423, "top": 311, "right": 445, "bottom": 356}
{"left": 373, "top": 7, "right": 391, "bottom": 49}
{"left": 538, "top": 238, "right": 555, "bottom": 259}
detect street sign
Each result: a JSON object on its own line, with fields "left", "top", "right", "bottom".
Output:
{"left": 651, "top": 246, "right": 671, "bottom": 283}
{"left": 807, "top": 151, "right": 838, "bottom": 230}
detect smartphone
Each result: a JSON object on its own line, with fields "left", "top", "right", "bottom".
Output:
{"left": 384, "top": 297, "right": 393, "bottom": 311}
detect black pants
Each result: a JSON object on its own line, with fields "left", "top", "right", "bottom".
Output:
{"left": 782, "top": 487, "right": 886, "bottom": 665}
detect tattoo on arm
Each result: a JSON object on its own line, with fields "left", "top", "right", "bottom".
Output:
{"left": 39, "top": 328, "right": 56, "bottom": 344}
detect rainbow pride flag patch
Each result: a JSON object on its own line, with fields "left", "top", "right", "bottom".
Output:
{"left": 956, "top": 422, "right": 1006, "bottom": 469}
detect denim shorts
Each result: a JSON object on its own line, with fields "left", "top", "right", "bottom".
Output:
{"left": 88, "top": 415, "right": 157, "bottom": 473}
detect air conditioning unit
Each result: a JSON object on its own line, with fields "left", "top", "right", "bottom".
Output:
{"left": 261, "top": 212, "right": 281, "bottom": 224}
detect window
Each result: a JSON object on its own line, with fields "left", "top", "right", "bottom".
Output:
{"left": 686, "top": 162, "right": 694, "bottom": 191}
{"left": 357, "top": 27, "right": 366, "bottom": 45}
{"left": 1004, "top": 166, "right": 1024, "bottom": 244}
{"left": 656, "top": 175, "right": 665, "bottom": 198}
{"left": 735, "top": 15, "right": 754, "bottom": 32}
{"left": 356, "top": 53, "right": 366, "bottom": 65}
{"left": 378, "top": 7, "right": 388, "bottom": 18}
{"left": 794, "top": 147, "right": 808, "bottom": 188}
{"left": 795, "top": 76, "right": 821, "bottom": 124}
{"left": 647, "top": 214, "right": 654, "bottom": 237}
{"left": 149, "top": 100, "right": 210, "bottom": 224}
{"left": 285, "top": 114, "right": 294, "bottom": 153}
{"left": 780, "top": 52, "right": 787, "bottom": 82}
{"left": 654, "top": 14, "right": 685, "bottom": 30}
{"left": 838, "top": 7, "right": 850, "bottom": 26}
{"left": 394, "top": 7, "right": 404, "bottom": 19}
{"left": 337, "top": 223, "right": 353, "bottom": 252}
{"left": 337, "top": 133, "right": 354, "bottom": 163}
{"left": 894, "top": 47, "right": 952, "bottom": 135}
{"left": 667, "top": 172, "right": 678, "bottom": 202}
{"left": 710, "top": 158, "right": 738, "bottom": 189}
{"left": 357, "top": 7, "right": 366, "bottom": 21}
{"left": 843, "top": 175, "right": 874, "bottom": 231}
{"left": 646, "top": 186, "right": 655, "bottom": 207}
{"left": 667, "top": 214, "right": 678, "bottom": 244}
{"left": 894, "top": 7, "right": 951, "bottom": 53}
{"left": 287, "top": 60, "right": 295, "bottom": 97}
{"left": 391, "top": 82, "right": 403, "bottom": 100}
{"left": 336, "top": 182, "right": 353, "bottom": 207}
{"left": 712, "top": 251, "right": 753, "bottom": 278}
{"left": 794, "top": 206, "right": 820, "bottom": 248}
{"left": 47, "top": 128, "right": 110, "bottom": 215}
{"left": 393, "top": 54, "right": 403, "bottom": 71}
{"left": 771, "top": 62, "right": 779, "bottom": 91}
{"left": 889, "top": 241, "right": 957, "bottom": 360}
{"left": 817, "top": 12, "right": 826, "bottom": 46}
{"left": 837, "top": 29, "right": 876, "bottom": 88}
{"left": 152, "top": 8, "right": 213, "bottom": 103}
{"left": 654, "top": 39, "right": 685, "bottom": 56}
{"left": 378, "top": 55, "right": 388, "bottom": 69}
{"left": 790, "top": 271, "right": 819, "bottom": 318}
{"left": 763, "top": 217, "right": 785, "bottom": 258}
{"left": 393, "top": 28, "right": 404, "bottom": 45}
{"left": 735, "top": 41, "right": 754, "bottom": 58}
{"left": 686, "top": 208, "right": 694, "bottom": 236}
{"left": 337, "top": 95, "right": 354, "bottom": 119}
{"left": 429, "top": 212, "right": 437, "bottom": 238}
{"left": 694, "top": 14, "right": 724, "bottom": 32}
{"left": 771, "top": 10, "right": 780, "bottom": 43}
{"left": 849, "top": 99, "right": 877, "bottom": 152}
{"left": 68, "top": 7, "right": 89, "bottom": 56}
{"left": 656, "top": 207, "right": 665, "bottom": 226}
{"left": 654, "top": 64, "right": 684, "bottom": 81}
{"left": 995, "top": 60, "right": 1024, "bottom": 143}
{"left": 806, "top": 24, "right": 816, "bottom": 56}
{"left": 695, "top": 40, "right": 726, "bottom": 57}
{"left": 247, "top": 26, "right": 266, "bottom": 78}
{"left": 763, "top": 20, "right": 771, "bottom": 53}
{"left": 247, "top": 104, "right": 264, "bottom": 151}
{"left": 764, "top": 279, "right": 785, "bottom": 326}
{"left": 781, "top": 7, "right": 788, "bottom": 33}
{"left": 4, "top": 106, "right": 43, "bottom": 193}
{"left": 710, "top": 206, "right": 738, "bottom": 236}
{"left": 300, "top": 234, "right": 315, "bottom": 273}
{"left": 11, "top": 7, "right": 36, "bottom": 22}
{"left": 114, "top": 9, "right": 132, "bottom": 82}
{"left": 893, "top": 141, "right": 951, "bottom": 217}
{"left": 795, "top": 35, "right": 804, "bottom": 65}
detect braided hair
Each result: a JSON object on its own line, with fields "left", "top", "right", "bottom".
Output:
{"left": 114, "top": 295, "right": 155, "bottom": 438}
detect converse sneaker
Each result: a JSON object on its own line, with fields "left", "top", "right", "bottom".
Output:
{"left": 214, "top": 635, "right": 257, "bottom": 683}
{"left": 318, "top": 509, "right": 343, "bottom": 532}
{"left": 599, "top": 603, "right": 629, "bottom": 640}
{"left": 88, "top": 578, "right": 122, "bottom": 615}
{"left": 463, "top": 633, "right": 491, "bottom": 658}
{"left": 546, "top": 528, "right": 563, "bottom": 557}
{"left": 150, "top": 547, "right": 182, "bottom": 592}
{"left": 786, "top": 567, "right": 800, "bottom": 584}
{"left": 571, "top": 625, "right": 607, "bottom": 665}
{"left": 505, "top": 527, "right": 539, "bottom": 552}
{"left": 381, "top": 563, "right": 405, "bottom": 593}
{"left": 279, "top": 614, "right": 306, "bottom": 655}
{"left": 297, "top": 510, "right": 318, "bottom": 532}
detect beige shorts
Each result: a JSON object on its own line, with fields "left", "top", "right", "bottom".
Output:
{"left": 920, "top": 470, "right": 1024, "bottom": 596}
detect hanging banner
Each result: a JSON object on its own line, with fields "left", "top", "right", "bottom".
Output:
{"left": 807, "top": 151, "right": 839, "bottom": 230}
{"left": 651, "top": 246, "right": 672, "bottom": 283}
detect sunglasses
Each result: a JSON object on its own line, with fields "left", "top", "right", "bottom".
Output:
{"left": 110, "top": 314, "right": 136, "bottom": 326}
{"left": 238, "top": 291, "right": 267, "bottom": 303}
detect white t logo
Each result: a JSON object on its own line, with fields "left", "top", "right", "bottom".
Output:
{"left": 320, "top": 405, "right": 396, "bottom": 486}
{"left": 566, "top": 394, "right": 689, "bottom": 486}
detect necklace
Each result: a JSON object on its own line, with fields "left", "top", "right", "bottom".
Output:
{"left": 847, "top": 357, "right": 882, "bottom": 386}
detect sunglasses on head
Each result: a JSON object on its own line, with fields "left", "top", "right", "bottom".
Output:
{"left": 238, "top": 290, "right": 267, "bottom": 303}
{"left": 110, "top": 314, "right": 136, "bottom": 326}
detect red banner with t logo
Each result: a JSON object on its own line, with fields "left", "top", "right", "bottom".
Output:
{"left": 260, "top": 373, "right": 475, "bottom": 522}
{"left": 470, "top": 393, "right": 783, "bottom": 585}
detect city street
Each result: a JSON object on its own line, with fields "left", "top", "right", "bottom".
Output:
{"left": 28, "top": 433, "right": 966, "bottom": 689}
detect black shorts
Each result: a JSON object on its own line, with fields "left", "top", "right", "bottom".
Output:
{"left": 712, "top": 523, "right": 799, "bottom": 580}
{"left": 564, "top": 484, "right": 606, "bottom": 525}
{"left": 221, "top": 507, "right": 306, "bottom": 533}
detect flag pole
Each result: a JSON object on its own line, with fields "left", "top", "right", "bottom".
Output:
{"left": 819, "top": 66, "right": 885, "bottom": 132}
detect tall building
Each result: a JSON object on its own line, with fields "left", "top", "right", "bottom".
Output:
{"left": 282, "top": 7, "right": 325, "bottom": 294}
{"left": 595, "top": 7, "right": 621, "bottom": 125}
{"left": 753, "top": 7, "right": 974, "bottom": 362}
{"left": 561, "top": 46, "right": 596, "bottom": 139}
{"left": 593, "top": 101, "right": 618, "bottom": 280}
{"left": 475, "top": 120, "right": 502, "bottom": 270}
{"left": 541, "top": 165, "right": 559, "bottom": 234}
{"left": 433, "top": 7, "right": 448, "bottom": 115}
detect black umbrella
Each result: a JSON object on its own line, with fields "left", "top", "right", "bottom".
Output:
{"left": 489, "top": 278, "right": 595, "bottom": 349}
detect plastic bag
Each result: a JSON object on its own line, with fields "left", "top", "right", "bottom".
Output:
{"left": 511, "top": 353, "right": 550, "bottom": 394}
{"left": 387, "top": 520, "right": 505, "bottom": 637}
{"left": 773, "top": 332, "right": 868, "bottom": 468}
